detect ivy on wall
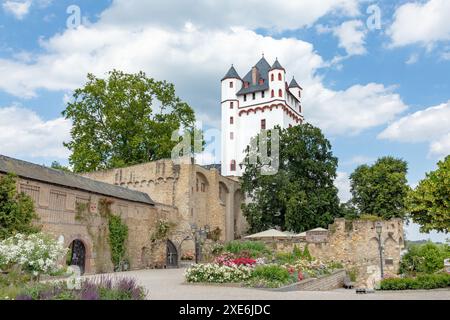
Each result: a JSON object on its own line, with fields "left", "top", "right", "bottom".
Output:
{"left": 75, "top": 198, "right": 129, "bottom": 272}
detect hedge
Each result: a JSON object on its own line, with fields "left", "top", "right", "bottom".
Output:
{"left": 379, "top": 273, "right": 450, "bottom": 290}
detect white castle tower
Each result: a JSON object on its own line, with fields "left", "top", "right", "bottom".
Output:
{"left": 221, "top": 56, "right": 304, "bottom": 176}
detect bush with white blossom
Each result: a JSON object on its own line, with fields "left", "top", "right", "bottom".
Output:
{"left": 0, "top": 233, "right": 67, "bottom": 277}
{"left": 184, "top": 263, "right": 253, "bottom": 283}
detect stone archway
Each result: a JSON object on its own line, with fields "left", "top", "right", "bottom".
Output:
{"left": 68, "top": 239, "right": 86, "bottom": 275}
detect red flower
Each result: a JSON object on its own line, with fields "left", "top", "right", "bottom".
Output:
{"left": 232, "top": 258, "right": 256, "bottom": 266}
{"left": 298, "top": 272, "right": 304, "bottom": 281}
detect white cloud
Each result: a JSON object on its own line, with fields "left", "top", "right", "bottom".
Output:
{"left": 0, "top": 0, "right": 409, "bottom": 141}
{"left": 388, "top": 0, "right": 450, "bottom": 48}
{"left": 2, "top": 0, "right": 32, "bottom": 20}
{"left": 305, "top": 83, "right": 408, "bottom": 135}
{"left": 342, "top": 155, "right": 374, "bottom": 166}
{"left": 332, "top": 20, "right": 367, "bottom": 56}
{"left": 0, "top": 106, "right": 71, "bottom": 159}
{"left": 335, "top": 171, "right": 352, "bottom": 203}
{"left": 379, "top": 100, "right": 450, "bottom": 158}
{"left": 100, "top": 0, "right": 360, "bottom": 31}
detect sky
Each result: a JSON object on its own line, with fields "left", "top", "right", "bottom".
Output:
{"left": 0, "top": 0, "right": 448, "bottom": 242}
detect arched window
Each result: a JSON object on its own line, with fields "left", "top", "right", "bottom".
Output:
{"left": 271, "top": 74, "right": 274, "bottom": 81}
{"left": 278, "top": 73, "right": 282, "bottom": 81}
{"left": 229, "top": 81, "right": 233, "bottom": 88}
{"left": 278, "top": 89, "right": 283, "bottom": 97}
{"left": 271, "top": 90, "right": 274, "bottom": 98}
{"left": 230, "top": 102, "right": 234, "bottom": 109}
{"left": 230, "top": 160, "right": 236, "bottom": 171}
{"left": 230, "top": 116, "right": 234, "bottom": 124}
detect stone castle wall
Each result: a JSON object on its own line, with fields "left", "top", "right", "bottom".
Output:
{"left": 5, "top": 174, "right": 178, "bottom": 274}
{"left": 256, "top": 218, "right": 404, "bottom": 288}
{"left": 83, "top": 159, "right": 248, "bottom": 242}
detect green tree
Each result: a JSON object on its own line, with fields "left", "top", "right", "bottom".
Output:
{"left": 50, "top": 161, "right": 71, "bottom": 172}
{"left": 0, "top": 174, "right": 40, "bottom": 239}
{"left": 408, "top": 156, "right": 450, "bottom": 233}
{"left": 350, "top": 156, "right": 409, "bottom": 220}
{"left": 241, "top": 124, "right": 341, "bottom": 233}
{"left": 63, "top": 70, "right": 198, "bottom": 173}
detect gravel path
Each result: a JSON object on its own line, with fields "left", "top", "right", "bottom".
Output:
{"left": 89, "top": 268, "right": 450, "bottom": 300}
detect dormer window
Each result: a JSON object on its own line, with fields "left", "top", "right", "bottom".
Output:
{"left": 244, "top": 82, "right": 249, "bottom": 88}
{"left": 259, "top": 79, "right": 264, "bottom": 85}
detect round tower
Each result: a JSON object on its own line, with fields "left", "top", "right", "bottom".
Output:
{"left": 268, "top": 58, "right": 286, "bottom": 100}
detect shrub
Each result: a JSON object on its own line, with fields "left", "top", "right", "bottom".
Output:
{"left": 224, "top": 241, "right": 270, "bottom": 258}
{"left": 251, "top": 265, "right": 290, "bottom": 283}
{"left": 379, "top": 273, "right": 450, "bottom": 290}
{"left": 399, "top": 242, "right": 449, "bottom": 275}
{"left": 0, "top": 233, "right": 67, "bottom": 277}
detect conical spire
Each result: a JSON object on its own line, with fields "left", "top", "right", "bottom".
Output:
{"left": 271, "top": 58, "right": 284, "bottom": 70}
{"left": 289, "top": 77, "right": 302, "bottom": 89}
{"left": 221, "top": 65, "right": 241, "bottom": 81}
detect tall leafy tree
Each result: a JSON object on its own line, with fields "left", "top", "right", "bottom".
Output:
{"left": 0, "top": 174, "right": 40, "bottom": 239}
{"left": 350, "top": 156, "right": 410, "bottom": 219}
{"left": 408, "top": 156, "right": 449, "bottom": 233}
{"left": 63, "top": 70, "right": 198, "bottom": 173}
{"left": 241, "top": 124, "right": 341, "bottom": 233}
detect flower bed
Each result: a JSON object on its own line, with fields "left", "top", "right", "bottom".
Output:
{"left": 184, "top": 263, "right": 253, "bottom": 283}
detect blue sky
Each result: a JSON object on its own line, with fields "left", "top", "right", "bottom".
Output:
{"left": 0, "top": 0, "right": 449, "bottom": 241}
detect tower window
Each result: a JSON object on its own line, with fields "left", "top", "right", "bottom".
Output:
{"left": 261, "top": 119, "right": 266, "bottom": 130}
{"left": 230, "top": 102, "right": 234, "bottom": 109}
{"left": 243, "top": 95, "right": 247, "bottom": 102}
{"left": 230, "top": 160, "right": 236, "bottom": 171}
{"left": 230, "top": 132, "right": 234, "bottom": 140}
{"left": 262, "top": 91, "right": 265, "bottom": 98}
{"left": 278, "top": 73, "right": 282, "bottom": 81}
{"left": 271, "top": 74, "right": 274, "bottom": 82}
{"left": 252, "top": 92, "right": 256, "bottom": 100}
{"left": 230, "top": 117, "right": 234, "bottom": 124}
{"left": 229, "top": 81, "right": 233, "bottom": 88}
{"left": 299, "top": 91, "right": 301, "bottom": 98}
{"left": 278, "top": 89, "right": 283, "bottom": 97}
{"left": 271, "top": 90, "right": 274, "bottom": 98}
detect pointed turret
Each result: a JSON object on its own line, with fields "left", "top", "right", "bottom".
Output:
{"left": 270, "top": 58, "right": 285, "bottom": 70}
{"left": 221, "top": 65, "right": 241, "bottom": 81}
{"left": 289, "top": 77, "right": 302, "bottom": 89}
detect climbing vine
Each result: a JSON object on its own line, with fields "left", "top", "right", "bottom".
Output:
{"left": 151, "top": 219, "right": 176, "bottom": 241}
{"left": 75, "top": 198, "right": 128, "bottom": 272}
{"left": 108, "top": 214, "right": 128, "bottom": 269}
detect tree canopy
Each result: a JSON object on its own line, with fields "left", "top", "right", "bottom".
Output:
{"left": 349, "top": 156, "right": 410, "bottom": 220}
{"left": 408, "top": 156, "right": 449, "bottom": 233}
{"left": 63, "top": 70, "right": 198, "bottom": 173}
{"left": 0, "top": 174, "right": 40, "bottom": 239}
{"left": 240, "top": 124, "right": 341, "bottom": 233}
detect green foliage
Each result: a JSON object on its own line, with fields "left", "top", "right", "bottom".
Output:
{"left": 302, "top": 245, "right": 312, "bottom": 261}
{"left": 151, "top": 219, "right": 175, "bottom": 240}
{"left": 399, "top": 242, "right": 450, "bottom": 276}
{"left": 250, "top": 265, "right": 290, "bottom": 284}
{"left": 379, "top": 273, "right": 450, "bottom": 290}
{"left": 0, "top": 174, "right": 40, "bottom": 239}
{"left": 408, "top": 156, "right": 450, "bottom": 233}
{"left": 241, "top": 124, "right": 341, "bottom": 233}
{"left": 50, "top": 161, "right": 71, "bottom": 172}
{"left": 108, "top": 215, "right": 129, "bottom": 269}
{"left": 350, "top": 156, "right": 410, "bottom": 220}
{"left": 62, "top": 70, "right": 199, "bottom": 173}
{"left": 224, "top": 241, "right": 270, "bottom": 258}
